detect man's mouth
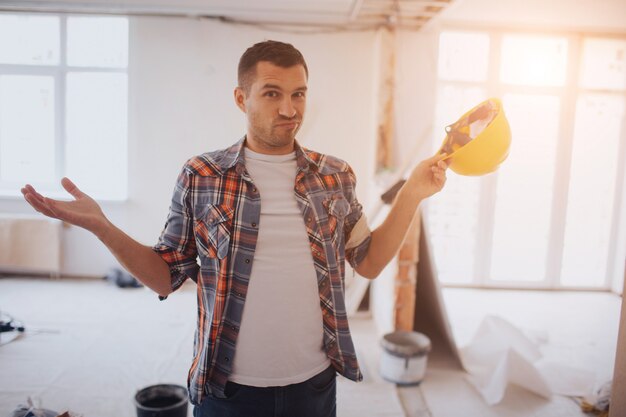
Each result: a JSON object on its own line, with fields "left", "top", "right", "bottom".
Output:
{"left": 275, "top": 121, "right": 299, "bottom": 129}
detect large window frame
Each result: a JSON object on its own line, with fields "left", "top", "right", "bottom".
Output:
{"left": 428, "top": 27, "right": 626, "bottom": 291}
{"left": 0, "top": 12, "right": 129, "bottom": 200}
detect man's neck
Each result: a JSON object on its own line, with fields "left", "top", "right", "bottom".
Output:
{"left": 244, "top": 135, "right": 295, "bottom": 155}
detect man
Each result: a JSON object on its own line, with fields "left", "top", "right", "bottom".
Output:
{"left": 22, "top": 40, "right": 448, "bottom": 417}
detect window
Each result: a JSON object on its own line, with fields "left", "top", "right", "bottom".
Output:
{"left": 428, "top": 30, "right": 626, "bottom": 289}
{"left": 499, "top": 35, "right": 568, "bottom": 87}
{"left": 0, "top": 13, "right": 129, "bottom": 200}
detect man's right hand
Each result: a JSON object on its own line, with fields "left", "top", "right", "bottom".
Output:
{"left": 21, "top": 177, "right": 108, "bottom": 236}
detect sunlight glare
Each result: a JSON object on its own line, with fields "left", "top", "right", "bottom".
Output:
{"left": 500, "top": 35, "right": 568, "bottom": 87}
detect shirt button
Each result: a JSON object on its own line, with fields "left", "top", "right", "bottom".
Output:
{"left": 245, "top": 259, "right": 250, "bottom": 264}
{"left": 252, "top": 187, "right": 257, "bottom": 193}
{"left": 306, "top": 217, "right": 312, "bottom": 223}
{"left": 251, "top": 222, "right": 257, "bottom": 227}
{"left": 224, "top": 356, "right": 230, "bottom": 362}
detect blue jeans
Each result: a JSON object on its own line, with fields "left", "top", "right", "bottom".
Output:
{"left": 193, "top": 365, "right": 337, "bottom": 417}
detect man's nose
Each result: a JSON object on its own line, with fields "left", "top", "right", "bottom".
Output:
{"left": 278, "top": 98, "right": 296, "bottom": 118}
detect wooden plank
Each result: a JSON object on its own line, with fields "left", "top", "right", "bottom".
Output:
{"left": 394, "top": 212, "right": 420, "bottom": 331}
{"left": 376, "top": 27, "right": 396, "bottom": 173}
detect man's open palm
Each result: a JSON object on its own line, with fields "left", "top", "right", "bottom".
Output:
{"left": 21, "top": 177, "right": 107, "bottom": 234}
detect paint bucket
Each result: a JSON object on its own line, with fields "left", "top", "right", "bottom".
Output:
{"left": 380, "top": 331, "right": 431, "bottom": 385}
{"left": 134, "top": 384, "right": 188, "bottom": 417}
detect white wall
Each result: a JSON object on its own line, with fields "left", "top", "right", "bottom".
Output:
{"left": 0, "top": 17, "right": 380, "bottom": 277}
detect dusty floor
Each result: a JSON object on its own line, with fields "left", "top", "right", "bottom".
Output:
{"left": 0, "top": 277, "right": 620, "bottom": 416}
{"left": 398, "top": 288, "right": 620, "bottom": 417}
{"left": 0, "top": 277, "right": 403, "bottom": 417}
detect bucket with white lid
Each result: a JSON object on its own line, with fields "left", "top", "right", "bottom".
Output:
{"left": 380, "top": 330, "right": 431, "bottom": 385}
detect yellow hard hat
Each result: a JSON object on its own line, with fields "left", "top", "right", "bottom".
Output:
{"left": 438, "top": 98, "right": 511, "bottom": 176}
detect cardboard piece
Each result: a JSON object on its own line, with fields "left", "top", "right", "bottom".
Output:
{"left": 413, "top": 215, "right": 598, "bottom": 405}
{"left": 413, "top": 215, "right": 464, "bottom": 371}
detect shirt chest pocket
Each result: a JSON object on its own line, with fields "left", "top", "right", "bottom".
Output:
{"left": 323, "top": 194, "right": 351, "bottom": 237}
{"left": 194, "top": 204, "right": 234, "bottom": 260}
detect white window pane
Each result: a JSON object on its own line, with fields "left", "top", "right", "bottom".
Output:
{"left": 428, "top": 174, "right": 483, "bottom": 284}
{"left": 434, "top": 85, "right": 488, "bottom": 143}
{"left": 580, "top": 38, "right": 626, "bottom": 91}
{"left": 560, "top": 95, "right": 624, "bottom": 287}
{"left": 67, "top": 17, "right": 128, "bottom": 68}
{"left": 0, "top": 75, "right": 55, "bottom": 183}
{"left": 438, "top": 31, "right": 490, "bottom": 82}
{"left": 66, "top": 72, "right": 127, "bottom": 200}
{"left": 428, "top": 86, "right": 488, "bottom": 284}
{"left": 500, "top": 35, "right": 568, "bottom": 87}
{"left": 0, "top": 14, "right": 59, "bottom": 65}
{"left": 490, "top": 94, "right": 561, "bottom": 282}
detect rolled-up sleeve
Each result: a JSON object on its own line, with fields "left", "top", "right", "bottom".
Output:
{"left": 152, "top": 164, "right": 200, "bottom": 299}
{"left": 343, "top": 167, "right": 372, "bottom": 269}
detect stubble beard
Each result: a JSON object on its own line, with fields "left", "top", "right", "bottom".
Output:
{"left": 249, "top": 117, "right": 303, "bottom": 151}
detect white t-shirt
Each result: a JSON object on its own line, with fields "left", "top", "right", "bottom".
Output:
{"left": 228, "top": 147, "right": 331, "bottom": 386}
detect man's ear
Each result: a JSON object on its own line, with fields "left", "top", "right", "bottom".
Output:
{"left": 234, "top": 87, "right": 247, "bottom": 113}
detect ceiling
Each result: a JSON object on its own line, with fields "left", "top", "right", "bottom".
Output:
{"left": 0, "top": 0, "right": 456, "bottom": 30}
{"left": 2, "top": 0, "right": 624, "bottom": 33}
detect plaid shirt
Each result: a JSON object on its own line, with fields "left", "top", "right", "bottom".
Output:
{"left": 153, "top": 138, "right": 371, "bottom": 405}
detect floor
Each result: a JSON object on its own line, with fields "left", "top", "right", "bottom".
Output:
{"left": 399, "top": 288, "right": 621, "bottom": 417}
{"left": 0, "top": 277, "right": 404, "bottom": 417}
{"left": 0, "top": 277, "right": 621, "bottom": 417}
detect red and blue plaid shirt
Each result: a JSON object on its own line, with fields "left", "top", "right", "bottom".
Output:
{"left": 153, "top": 137, "right": 371, "bottom": 405}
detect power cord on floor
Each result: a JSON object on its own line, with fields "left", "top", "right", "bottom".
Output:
{"left": 0, "top": 311, "right": 59, "bottom": 346}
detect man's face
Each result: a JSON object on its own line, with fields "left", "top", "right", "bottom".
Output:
{"left": 234, "top": 61, "right": 307, "bottom": 154}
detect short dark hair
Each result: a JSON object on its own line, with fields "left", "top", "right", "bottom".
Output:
{"left": 238, "top": 40, "right": 309, "bottom": 93}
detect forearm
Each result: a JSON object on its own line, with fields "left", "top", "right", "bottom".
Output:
{"left": 356, "top": 177, "right": 423, "bottom": 278}
{"left": 353, "top": 153, "right": 448, "bottom": 278}
{"left": 95, "top": 220, "right": 173, "bottom": 296}
{"left": 21, "top": 179, "right": 175, "bottom": 296}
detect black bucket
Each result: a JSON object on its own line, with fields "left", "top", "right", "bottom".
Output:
{"left": 134, "top": 384, "right": 188, "bottom": 417}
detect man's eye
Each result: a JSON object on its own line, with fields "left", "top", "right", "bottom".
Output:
{"left": 294, "top": 92, "right": 306, "bottom": 98}
{"left": 265, "top": 91, "right": 279, "bottom": 98}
